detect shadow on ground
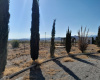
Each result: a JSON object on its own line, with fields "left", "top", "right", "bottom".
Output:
{"left": 71, "top": 56, "right": 94, "bottom": 66}
{"left": 30, "top": 65, "right": 45, "bottom": 80}
{"left": 53, "top": 59, "right": 81, "bottom": 80}
{"left": 87, "top": 54, "right": 100, "bottom": 60}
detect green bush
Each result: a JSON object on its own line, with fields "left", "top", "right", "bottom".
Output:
{"left": 11, "top": 40, "right": 19, "bottom": 48}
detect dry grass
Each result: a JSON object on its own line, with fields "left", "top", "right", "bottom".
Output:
{"left": 33, "top": 59, "right": 45, "bottom": 64}
{"left": 47, "top": 54, "right": 59, "bottom": 59}
{"left": 23, "top": 76, "right": 30, "bottom": 80}
{"left": 4, "top": 67, "right": 23, "bottom": 76}
{"left": 39, "top": 50, "right": 48, "bottom": 57}
{"left": 62, "top": 57, "right": 74, "bottom": 62}
{"left": 7, "top": 50, "right": 30, "bottom": 60}
{"left": 21, "top": 58, "right": 45, "bottom": 68}
{"left": 12, "top": 60, "right": 23, "bottom": 66}
{"left": 6, "top": 42, "right": 100, "bottom": 79}
{"left": 22, "top": 59, "right": 33, "bottom": 68}
{"left": 76, "top": 55, "right": 89, "bottom": 59}
{"left": 46, "top": 69, "right": 61, "bottom": 75}
{"left": 23, "top": 76, "right": 37, "bottom": 80}
{"left": 61, "top": 51, "right": 67, "bottom": 54}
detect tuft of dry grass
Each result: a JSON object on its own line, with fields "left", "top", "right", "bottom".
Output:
{"left": 21, "top": 58, "right": 45, "bottom": 68}
{"left": 4, "top": 67, "right": 23, "bottom": 76}
{"left": 33, "top": 59, "right": 45, "bottom": 65}
{"left": 22, "top": 59, "right": 33, "bottom": 68}
{"left": 46, "top": 69, "right": 61, "bottom": 75}
{"left": 23, "top": 75, "right": 36, "bottom": 80}
{"left": 12, "top": 60, "right": 23, "bottom": 66}
{"left": 23, "top": 76, "right": 30, "bottom": 80}
{"left": 62, "top": 57, "right": 74, "bottom": 62}
{"left": 47, "top": 54, "right": 59, "bottom": 59}
{"left": 76, "top": 55, "right": 88, "bottom": 59}
{"left": 39, "top": 50, "right": 48, "bottom": 54}
{"left": 61, "top": 51, "right": 67, "bottom": 54}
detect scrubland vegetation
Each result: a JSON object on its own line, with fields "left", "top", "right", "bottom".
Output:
{"left": 1, "top": 0, "right": 100, "bottom": 79}
{"left": 3, "top": 41, "right": 100, "bottom": 77}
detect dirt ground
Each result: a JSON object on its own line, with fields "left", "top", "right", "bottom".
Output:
{"left": 3, "top": 42, "right": 100, "bottom": 80}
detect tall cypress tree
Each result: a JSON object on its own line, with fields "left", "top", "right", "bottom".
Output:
{"left": 30, "top": 0, "right": 39, "bottom": 61}
{"left": 65, "top": 27, "right": 71, "bottom": 54}
{"left": 50, "top": 19, "right": 56, "bottom": 58}
{"left": 96, "top": 26, "right": 100, "bottom": 46}
{"left": 0, "top": 0, "right": 10, "bottom": 77}
{"left": 92, "top": 37, "right": 94, "bottom": 44}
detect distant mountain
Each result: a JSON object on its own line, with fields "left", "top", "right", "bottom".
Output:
{"left": 8, "top": 35, "right": 97, "bottom": 41}
{"left": 8, "top": 38, "right": 30, "bottom": 41}
{"left": 40, "top": 37, "right": 62, "bottom": 41}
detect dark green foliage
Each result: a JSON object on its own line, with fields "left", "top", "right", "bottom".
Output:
{"left": 92, "top": 37, "right": 95, "bottom": 44}
{"left": 65, "top": 27, "right": 71, "bottom": 54}
{"left": 11, "top": 40, "right": 19, "bottom": 48}
{"left": 0, "top": 0, "right": 10, "bottom": 76}
{"left": 96, "top": 26, "right": 100, "bottom": 46}
{"left": 30, "top": 0, "right": 39, "bottom": 61}
{"left": 50, "top": 20, "right": 56, "bottom": 57}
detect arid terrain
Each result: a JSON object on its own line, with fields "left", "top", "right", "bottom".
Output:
{"left": 3, "top": 42, "right": 100, "bottom": 80}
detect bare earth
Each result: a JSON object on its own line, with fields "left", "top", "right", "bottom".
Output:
{"left": 4, "top": 43, "right": 100, "bottom": 80}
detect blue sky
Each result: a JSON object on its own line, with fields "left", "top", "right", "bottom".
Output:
{"left": 9, "top": 0, "right": 100, "bottom": 39}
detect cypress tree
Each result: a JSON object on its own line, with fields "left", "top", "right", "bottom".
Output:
{"left": 92, "top": 37, "right": 94, "bottom": 44}
{"left": 30, "top": 0, "right": 39, "bottom": 61}
{"left": 0, "top": 0, "right": 10, "bottom": 77}
{"left": 96, "top": 26, "right": 100, "bottom": 46}
{"left": 65, "top": 27, "right": 71, "bottom": 54}
{"left": 50, "top": 19, "right": 56, "bottom": 58}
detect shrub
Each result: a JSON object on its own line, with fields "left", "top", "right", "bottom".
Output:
{"left": 11, "top": 40, "right": 19, "bottom": 48}
{"left": 65, "top": 27, "right": 71, "bottom": 54}
{"left": 78, "top": 27, "right": 89, "bottom": 53}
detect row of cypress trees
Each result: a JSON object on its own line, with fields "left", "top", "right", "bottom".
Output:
{"left": 2, "top": 0, "right": 99, "bottom": 77}
{"left": 50, "top": 21, "right": 72, "bottom": 57}
{"left": 0, "top": 0, "right": 40, "bottom": 78}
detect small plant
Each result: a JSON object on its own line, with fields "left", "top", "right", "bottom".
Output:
{"left": 50, "top": 19, "right": 56, "bottom": 58}
{"left": 11, "top": 40, "right": 19, "bottom": 48}
{"left": 65, "top": 27, "right": 71, "bottom": 54}
{"left": 78, "top": 27, "right": 89, "bottom": 53}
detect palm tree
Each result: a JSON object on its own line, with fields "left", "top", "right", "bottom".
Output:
{"left": 0, "top": 0, "right": 10, "bottom": 77}
{"left": 30, "top": 0, "right": 39, "bottom": 61}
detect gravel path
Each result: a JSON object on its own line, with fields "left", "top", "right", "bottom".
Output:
{"left": 39, "top": 58, "right": 100, "bottom": 80}
{"left": 14, "top": 55, "right": 100, "bottom": 80}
